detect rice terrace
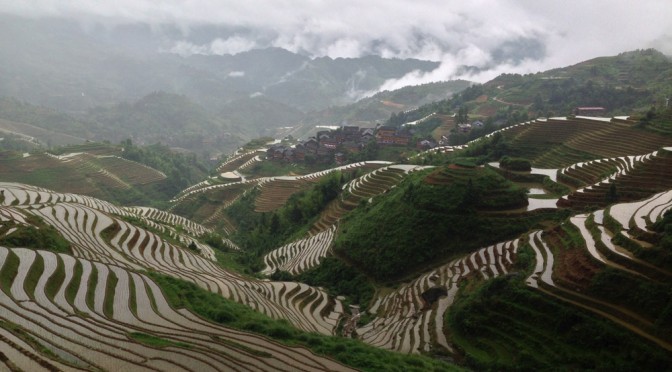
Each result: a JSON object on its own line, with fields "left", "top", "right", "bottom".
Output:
{"left": 0, "top": 3, "right": 672, "bottom": 371}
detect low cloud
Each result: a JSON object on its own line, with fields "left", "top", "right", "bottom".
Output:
{"left": 2, "top": 0, "right": 671, "bottom": 89}
{"left": 368, "top": 38, "right": 551, "bottom": 94}
{"left": 210, "top": 36, "right": 257, "bottom": 55}
{"left": 170, "top": 35, "right": 257, "bottom": 56}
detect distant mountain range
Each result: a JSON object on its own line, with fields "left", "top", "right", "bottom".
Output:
{"left": 1, "top": 13, "right": 670, "bottom": 156}
{"left": 0, "top": 14, "right": 457, "bottom": 153}
{"left": 0, "top": 15, "right": 438, "bottom": 113}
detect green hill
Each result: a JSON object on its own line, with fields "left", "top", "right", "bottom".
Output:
{"left": 333, "top": 166, "right": 545, "bottom": 282}
{"left": 476, "top": 49, "right": 672, "bottom": 117}
{"left": 86, "top": 92, "right": 242, "bottom": 153}
{"left": 0, "top": 141, "right": 209, "bottom": 206}
{"left": 369, "top": 50, "right": 671, "bottom": 141}
{"left": 0, "top": 93, "right": 244, "bottom": 155}
{"left": 302, "top": 80, "right": 472, "bottom": 127}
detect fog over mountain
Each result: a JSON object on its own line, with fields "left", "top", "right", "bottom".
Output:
{"left": 0, "top": 1, "right": 670, "bottom": 151}
{"left": 2, "top": 0, "right": 670, "bottom": 89}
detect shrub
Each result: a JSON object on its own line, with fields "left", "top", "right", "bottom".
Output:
{"left": 499, "top": 156, "right": 532, "bottom": 171}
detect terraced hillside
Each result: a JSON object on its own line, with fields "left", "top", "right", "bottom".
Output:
{"left": 0, "top": 117, "right": 87, "bottom": 148}
{"left": 523, "top": 191, "right": 672, "bottom": 351}
{"left": 125, "top": 206, "right": 212, "bottom": 237}
{"left": 502, "top": 117, "right": 671, "bottom": 168}
{"left": 0, "top": 150, "right": 166, "bottom": 202}
{"left": 95, "top": 155, "right": 167, "bottom": 185}
{"left": 410, "top": 119, "right": 533, "bottom": 159}
{"left": 558, "top": 147, "right": 672, "bottom": 209}
{"left": 254, "top": 161, "right": 393, "bottom": 213}
{"left": 0, "top": 246, "right": 352, "bottom": 371}
{"left": 217, "top": 150, "right": 263, "bottom": 173}
{"left": 358, "top": 239, "right": 521, "bottom": 354}
{"left": 0, "top": 182, "right": 344, "bottom": 336}
{"left": 262, "top": 225, "right": 337, "bottom": 276}
{"left": 2, "top": 112, "right": 668, "bottom": 369}
{"left": 255, "top": 177, "right": 313, "bottom": 213}
{"left": 413, "top": 116, "right": 671, "bottom": 212}
{"left": 353, "top": 189, "right": 672, "bottom": 358}
{"left": 311, "top": 164, "right": 432, "bottom": 234}
{"left": 164, "top": 150, "right": 262, "bottom": 203}
{"left": 258, "top": 164, "right": 433, "bottom": 278}
{"left": 415, "top": 116, "right": 669, "bottom": 169}
{"left": 170, "top": 180, "right": 256, "bottom": 231}
{"left": 170, "top": 161, "right": 394, "bottom": 231}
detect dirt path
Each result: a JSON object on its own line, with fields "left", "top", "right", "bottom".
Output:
{"left": 492, "top": 96, "right": 528, "bottom": 107}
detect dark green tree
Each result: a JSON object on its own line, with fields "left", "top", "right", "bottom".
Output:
{"left": 457, "top": 105, "right": 469, "bottom": 123}
{"left": 269, "top": 213, "right": 280, "bottom": 234}
{"left": 606, "top": 183, "right": 619, "bottom": 203}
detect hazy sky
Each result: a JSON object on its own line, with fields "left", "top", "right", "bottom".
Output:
{"left": 2, "top": 0, "right": 671, "bottom": 87}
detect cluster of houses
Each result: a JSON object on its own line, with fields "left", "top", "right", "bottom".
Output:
{"left": 456, "top": 120, "right": 484, "bottom": 133}
{"left": 266, "top": 124, "right": 435, "bottom": 164}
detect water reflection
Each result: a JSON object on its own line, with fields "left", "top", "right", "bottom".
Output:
{"left": 487, "top": 162, "right": 559, "bottom": 182}
{"left": 527, "top": 197, "right": 559, "bottom": 211}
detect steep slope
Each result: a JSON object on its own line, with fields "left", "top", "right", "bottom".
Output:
{"left": 0, "top": 246, "right": 352, "bottom": 371}
{"left": 558, "top": 147, "right": 672, "bottom": 209}
{"left": 475, "top": 49, "right": 672, "bottom": 116}
{"left": 349, "top": 191, "right": 672, "bottom": 369}
{"left": 415, "top": 116, "right": 672, "bottom": 171}
{"left": 0, "top": 182, "right": 344, "bottom": 336}
{"left": 333, "top": 165, "right": 533, "bottom": 282}
{"left": 502, "top": 117, "right": 671, "bottom": 168}
{"left": 0, "top": 180, "right": 458, "bottom": 371}
{"left": 183, "top": 49, "right": 441, "bottom": 112}
{"left": 302, "top": 80, "right": 472, "bottom": 127}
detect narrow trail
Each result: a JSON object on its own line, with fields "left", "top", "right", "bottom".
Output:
{"left": 492, "top": 96, "right": 528, "bottom": 107}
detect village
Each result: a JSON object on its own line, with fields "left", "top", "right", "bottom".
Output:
{"left": 266, "top": 122, "right": 448, "bottom": 165}
{"left": 264, "top": 103, "right": 611, "bottom": 166}
{"left": 267, "top": 124, "right": 408, "bottom": 164}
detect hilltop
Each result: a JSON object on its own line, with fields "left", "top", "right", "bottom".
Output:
{"left": 302, "top": 80, "right": 473, "bottom": 126}
{"left": 471, "top": 49, "right": 672, "bottom": 118}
